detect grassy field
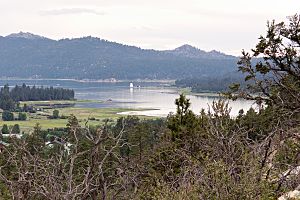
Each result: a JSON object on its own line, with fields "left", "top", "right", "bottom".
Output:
{"left": 0, "top": 100, "right": 154, "bottom": 131}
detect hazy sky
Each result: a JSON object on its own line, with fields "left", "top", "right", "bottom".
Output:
{"left": 0, "top": 0, "right": 299, "bottom": 55}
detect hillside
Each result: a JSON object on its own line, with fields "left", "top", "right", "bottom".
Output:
{"left": 0, "top": 32, "right": 238, "bottom": 80}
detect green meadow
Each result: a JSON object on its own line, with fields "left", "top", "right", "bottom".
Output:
{"left": 0, "top": 100, "right": 153, "bottom": 131}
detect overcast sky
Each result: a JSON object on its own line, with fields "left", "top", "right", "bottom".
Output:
{"left": 0, "top": 0, "right": 299, "bottom": 55}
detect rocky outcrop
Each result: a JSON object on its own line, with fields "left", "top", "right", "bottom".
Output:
{"left": 278, "top": 190, "right": 300, "bottom": 200}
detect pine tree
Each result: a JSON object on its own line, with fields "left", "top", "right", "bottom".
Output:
{"left": 1, "top": 124, "right": 9, "bottom": 135}
{"left": 11, "top": 124, "right": 20, "bottom": 134}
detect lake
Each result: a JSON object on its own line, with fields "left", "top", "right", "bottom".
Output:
{"left": 0, "top": 79, "right": 255, "bottom": 117}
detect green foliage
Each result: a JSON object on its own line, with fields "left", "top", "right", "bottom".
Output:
{"left": 1, "top": 124, "right": 9, "bottom": 135}
{"left": 17, "top": 112, "right": 27, "bottom": 121}
{"left": 228, "top": 14, "right": 300, "bottom": 118}
{"left": 167, "top": 94, "right": 197, "bottom": 139}
{"left": 0, "top": 85, "right": 15, "bottom": 111}
{"left": 0, "top": 84, "right": 74, "bottom": 113}
{"left": 275, "top": 138, "right": 300, "bottom": 167}
{"left": 9, "top": 83, "right": 75, "bottom": 101}
{"left": 66, "top": 114, "right": 80, "bottom": 132}
{"left": 11, "top": 124, "right": 20, "bottom": 134}
{"left": 114, "top": 116, "right": 165, "bottom": 161}
{"left": 2, "top": 111, "right": 14, "bottom": 121}
{"left": 0, "top": 182, "right": 11, "bottom": 200}
{"left": 229, "top": 82, "right": 240, "bottom": 92}
{"left": 24, "top": 123, "right": 46, "bottom": 154}
{"left": 236, "top": 106, "right": 281, "bottom": 141}
{"left": 176, "top": 75, "right": 244, "bottom": 92}
{"left": 52, "top": 109, "right": 59, "bottom": 119}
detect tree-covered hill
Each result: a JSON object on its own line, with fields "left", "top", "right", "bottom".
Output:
{"left": 0, "top": 32, "right": 238, "bottom": 79}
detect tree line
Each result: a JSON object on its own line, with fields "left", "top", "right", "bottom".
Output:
{"left": 175, "top": 74, "right": 245, "bottom": 92}
{"left": 6, "top": 84, "right": 74, "bottom": 102}
{"left": 0, "top": 84, "right": 75, "bottom": 111}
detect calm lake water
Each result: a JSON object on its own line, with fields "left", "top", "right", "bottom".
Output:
{"left": 0, "top": 79, "right": 255, "bottom": 117}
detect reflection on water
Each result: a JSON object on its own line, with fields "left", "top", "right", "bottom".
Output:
{"left": 120, "top": 90, "right": 253, "bottom": 117}
{"left": 76, "top": 86, "right": 254, "bottom": 117}
{"left": 0, "top": 79, "right": 255, "bottom": 117}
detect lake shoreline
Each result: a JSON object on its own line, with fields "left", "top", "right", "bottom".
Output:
{"left": 0, "top": 77, "right": 176, "bottom": 84}
{"left": 0, "top": 80, "right": 254, "bottom": 121}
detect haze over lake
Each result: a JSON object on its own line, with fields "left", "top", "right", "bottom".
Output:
{"left": 0, "top": 79, "right": 254, "bottom": 117}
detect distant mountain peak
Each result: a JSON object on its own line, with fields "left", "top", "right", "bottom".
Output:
{"left": 176, "top": 44, "right": 197, "bottom": 49}
{"left": 0, "top": 33, "right": 238, "bottom": 79}
{"left": 166, "top": 44, "right": 234, "bottom": 59}
{"left": 168, "top": 44, "right": 204, "bottom": 58}
{"left": 6, "top": 32, "right": 47, "bottom": 40}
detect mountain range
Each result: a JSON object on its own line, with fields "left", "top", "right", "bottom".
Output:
{"left": 0, "top": 32, "right": 239, "bottom": 80}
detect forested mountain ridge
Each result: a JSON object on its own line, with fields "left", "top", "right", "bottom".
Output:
{"left": 0, "top": 32, "right": 238, "bottom": 80}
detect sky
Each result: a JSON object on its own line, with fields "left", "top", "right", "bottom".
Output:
{"left": 0, "top": 0, "right": 299, "bottom": 55}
